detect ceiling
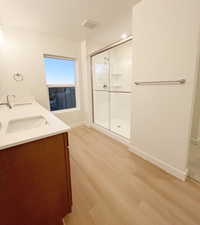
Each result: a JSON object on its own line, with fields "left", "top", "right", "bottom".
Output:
{"left": 0, "top": 0, "right": 139, "bottom": 40}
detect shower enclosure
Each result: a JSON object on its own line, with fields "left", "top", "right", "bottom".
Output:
{"left": 91, "top": 40, "right": 132, "bottom": 139}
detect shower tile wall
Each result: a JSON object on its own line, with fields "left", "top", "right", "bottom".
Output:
{"left": 92, "top": 41, "right": 132, "bottom": 139}
{"left": 109, "top": 42, "right": 132, "bottom": 93}
{"left": 93, "top": 51, "right": 110, "bottom": 130}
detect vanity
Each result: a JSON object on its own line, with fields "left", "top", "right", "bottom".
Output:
{"left": 0, "top": 101, "right": 72, "bottom": 225}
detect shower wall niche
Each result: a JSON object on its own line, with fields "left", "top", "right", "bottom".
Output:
{"left": 92, "top": 41, "right": 132, "bottom": 139}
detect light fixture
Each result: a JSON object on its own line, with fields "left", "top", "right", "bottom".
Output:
{"left": 121, "top": 33, "right": 128, "bottom": 39}
{"left": 81, "top": 19, "right": 98, "bottom": 29}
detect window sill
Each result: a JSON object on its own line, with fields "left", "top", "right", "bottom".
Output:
{"left": 52, "top": 107, "right": 80, "bottom": 114}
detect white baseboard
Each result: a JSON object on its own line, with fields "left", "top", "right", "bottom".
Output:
{"left": 91, "top": 123, "right": 130, "bottom": 146}
{"left": 70, "top": 121, "right": 86, "bottom": 128}
{"left": 191, "top": 137, "right": 200, "bottom": 145}
{"left": 129, "top": 144, "right": 188, "bottom": 181}
{"left": 84, "top": 121, "right": 92, "bottom": 128}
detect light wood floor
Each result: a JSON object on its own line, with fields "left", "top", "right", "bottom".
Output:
{"left": 64, "top": 126, "right": 200, "bottom": 225}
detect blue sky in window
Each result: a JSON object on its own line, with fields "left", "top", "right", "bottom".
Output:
{"left": 44, "top": 57, "right": 75, "bottom": 84}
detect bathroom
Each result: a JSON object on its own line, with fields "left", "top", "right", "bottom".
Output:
{"left": 0, "top": 0, "right": 200, "bottom": 225}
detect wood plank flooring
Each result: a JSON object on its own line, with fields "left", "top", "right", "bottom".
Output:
{"left": 64, "top": 126, "right": 200, "bottom": 225}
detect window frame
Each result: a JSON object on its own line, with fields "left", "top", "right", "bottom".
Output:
{"left": 43, "top": 54, "right": 80, "bottom": 113}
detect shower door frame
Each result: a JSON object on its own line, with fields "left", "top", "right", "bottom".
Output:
{"left": 90, "top": 36, "right": 133, "bottom": 145}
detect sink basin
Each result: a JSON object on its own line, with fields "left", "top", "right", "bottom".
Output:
{"left": 7, "top": 116, "right": 48, "bottom": 133}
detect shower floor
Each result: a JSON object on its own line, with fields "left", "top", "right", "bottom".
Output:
{"left": 94, "top": 118, "right": 130, "bottom": 140}
{"left": 189, "top": 143, "right": 200, "bottom": 182}
{"left": 110, "top": 119, "right": 130, "bottom": 139}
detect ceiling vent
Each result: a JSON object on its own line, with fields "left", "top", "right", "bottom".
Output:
{"left": 81, "top": 19, "right": 98, "bottom": 29}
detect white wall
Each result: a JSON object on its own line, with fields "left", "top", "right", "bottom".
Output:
{"left": 191, "top": 58, "right": 200, "bottom": 143}
{"left": 87, "top": 9, "right": 133, "bottom": 54}
{"left": 0, "top": 28, "right": 85, "bottom": 127}
{"left": 81, "top": 40, "right": 92, "bottom": 126}
{"left": 130, "top": 0, "right": 200, "bottom": 180}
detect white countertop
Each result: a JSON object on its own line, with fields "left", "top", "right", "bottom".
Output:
{"left": 0, "top": 101, "right": 71, "bottom": 150}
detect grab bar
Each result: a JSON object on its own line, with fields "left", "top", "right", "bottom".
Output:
{"left": 134, "top": 79, "right": 186, "bottom": 86}
{"left": 94, "top": 90, "right": 132, "bottom": 93}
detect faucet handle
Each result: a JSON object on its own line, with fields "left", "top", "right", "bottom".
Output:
{"left": 7, "top": 95, "right": 16, "bottom": 109}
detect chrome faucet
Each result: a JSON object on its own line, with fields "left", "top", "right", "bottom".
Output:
{"left": 0, "top": 95, "right": 16, "bottom": 109}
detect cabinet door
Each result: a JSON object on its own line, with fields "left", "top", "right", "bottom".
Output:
{"left": 62, "top": 133, "right": 72, "bottom": 212}
{"left": 0, "top": 134, "right": 71, "bottom": 225}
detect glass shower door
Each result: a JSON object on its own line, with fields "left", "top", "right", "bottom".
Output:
{"left": 109, "top": 41, "right": 132, "bottom": 139}
{"left": 92, "top": 51, "right": 110, "bottom": 129}
{"left": 92, "top": 40, "right": 132, "bottom": 139}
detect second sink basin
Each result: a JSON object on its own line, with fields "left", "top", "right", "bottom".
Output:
{"left": 7, "top": 116, "right": 48, "bottom": 133}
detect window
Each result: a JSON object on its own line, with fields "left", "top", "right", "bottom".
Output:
{"left": 44, "top": 55, "right": 77, "bottom": 111}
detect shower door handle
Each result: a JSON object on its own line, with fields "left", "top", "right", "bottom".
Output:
{"left": 103, "top": 84, "right": 108, "bottom": 89}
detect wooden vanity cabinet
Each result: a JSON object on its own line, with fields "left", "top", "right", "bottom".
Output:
{"left": 0, "top": 133, "right": 72, "bottom": 225}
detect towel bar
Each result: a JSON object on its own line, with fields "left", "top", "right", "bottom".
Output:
{"left": 134, "top": 79, "right": 186, "bottom": 85}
